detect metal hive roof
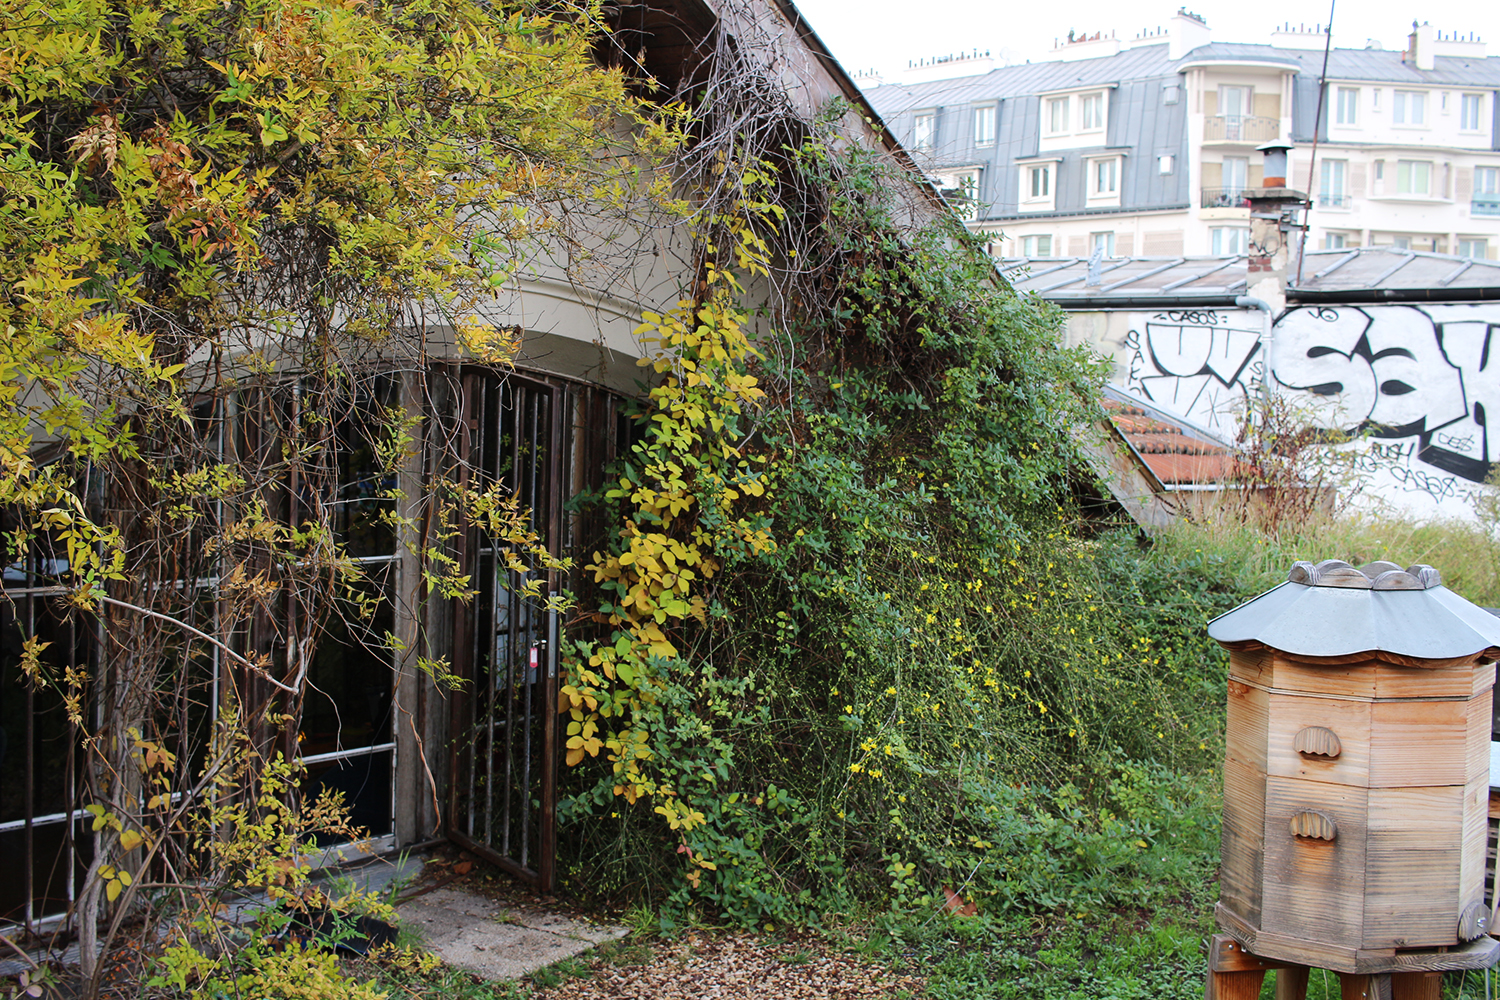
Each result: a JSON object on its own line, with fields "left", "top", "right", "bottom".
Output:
{"left": 1207, "top": 562, "right": 1500, "bottom": 660}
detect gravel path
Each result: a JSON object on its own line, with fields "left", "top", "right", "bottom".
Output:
{"left": 532, "top": 931, "right": 926, "bottom": 1000}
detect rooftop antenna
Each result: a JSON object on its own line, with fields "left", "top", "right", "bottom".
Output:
{"left": 1296, "top": 0, "right": 1336, "bottom": 287}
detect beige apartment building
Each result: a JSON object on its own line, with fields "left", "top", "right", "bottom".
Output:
{"left": 864, "top": 14, "right": 1500, "bottom": 259}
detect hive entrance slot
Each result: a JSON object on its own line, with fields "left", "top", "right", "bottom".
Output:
{"left": 1292, "top": 726, "right": 1341, "bottom": 759}
{"left": 1288, "top": 810, "right": 1337, "bottom": 841}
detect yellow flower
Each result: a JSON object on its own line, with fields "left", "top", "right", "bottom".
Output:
{"left": 886, "top": 686, "right": 897, "bottom": 695}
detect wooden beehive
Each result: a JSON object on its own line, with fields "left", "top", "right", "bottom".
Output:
{"left": 1210, "top": 560, "right": 1500, "bottom": 974}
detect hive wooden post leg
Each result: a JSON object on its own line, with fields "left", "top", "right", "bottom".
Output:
{"left": 1338, "top": 972, "right": 1392, "bottom": 1000}
{"left": 1274, "top": 964, "right": 1310, "bottom": 1000}
{"left": 1206, "top": 968, "right": 1267, "bottom": 1000}
{"left": 1388, "top": 971, "right": 1442, "bottom": 1000}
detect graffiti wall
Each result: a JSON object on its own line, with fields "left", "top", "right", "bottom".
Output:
{"left": 1063, "top": 302, "right": 1500, "bottom": 521}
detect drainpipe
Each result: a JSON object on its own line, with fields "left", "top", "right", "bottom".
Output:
{"left": 1235, "top": 295, "right": 1274, "bottom": 403}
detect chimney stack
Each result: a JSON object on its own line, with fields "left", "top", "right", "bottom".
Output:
{"left": 1168, "top": 8, "right": 1211, "bottom": 60}
{"left": 1405, "top": 20, "right": 1436, "bottom": 70}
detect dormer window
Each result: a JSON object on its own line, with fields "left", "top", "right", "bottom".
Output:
{"left": 1018, "top": 157, "right": 1059, "bottom": 212}
{"left": 913, "top": 112, "right": 936, "bottom": 150}
{"left": 1029, "top": 164, "right": 1051, "bottom": 198}
{"left": 974, "top": 105, "right": 996, "bottom": 146}
{"left": 1087, "top": 155, "right": 1122, "bottom": 206}
{"left": 1041, "top": 89, "right": 1108, "bottom": 140}
{"left": 1092, "top": 158, "right": 1117, "bottom": 195}
{"left": 1080, "top": 93, "right": 1104, "bottom": 131}
{"left": 1047, "top": 97, "right": 1069, "bottom": 135}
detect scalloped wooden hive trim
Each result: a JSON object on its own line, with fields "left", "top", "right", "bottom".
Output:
{"left": 1288, "top": 810, "right": 1337, "bottom": 841}
{"left": 1286, "top": 559, "right": 1441, "bottom": 590}
{"left": 1292, "top": 726, "right": 1341, "bottom": 759}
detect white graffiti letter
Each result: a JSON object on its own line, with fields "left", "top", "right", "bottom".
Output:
{"left": 1363, "top": 306, "right": 1467, "bottom": 435}
{"left": 1272, "top": 307, "right": 1376, "bottom": 428}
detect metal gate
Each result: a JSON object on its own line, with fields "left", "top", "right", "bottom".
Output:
{"left": 448, "top": 373, "right": 565, "bottom": 889}
{"left": 0, "top": 551, "right": 89, "bottom": 932}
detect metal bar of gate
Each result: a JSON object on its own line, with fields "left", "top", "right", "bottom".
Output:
{"left": 538, "top": 385, "right": 567, "bottom": 890}
{"left": 519, "top": 388, "right": 541, "bottom": 868}
{"left": 486, "top": 380, "right": 501, "bottom": 850}
{"left": 24, "top": 572, "right": 35, "bottom": 932}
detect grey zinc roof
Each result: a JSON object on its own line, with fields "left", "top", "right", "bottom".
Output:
{"left": 1001, "top": 255, "right": 1248, "bottom": 298}
{"left": 1293, "top": 247, "right": 1500, "bottom": 291}
{"left": 1000, "top": 248, "right": 1500, "bottom": 300}
{"left": 1207, "top": 578, "right": 1500, "bottom": 660}
{"left": 866, "top": 43, "right": 1189, "bottom": 220}
{"left": 1183, "top": 42, "right": 1500, "bottom": 86}
{"left": 865, "top": 43, "right": 1181, "bottom": 114}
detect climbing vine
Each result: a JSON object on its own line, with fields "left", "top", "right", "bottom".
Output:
{"left": 562, "top": 173, "right": 782, "bottom": 834}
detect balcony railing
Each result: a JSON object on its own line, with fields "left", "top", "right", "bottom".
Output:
{"left": 1204, "top": 115, "right": 1280, "bottom": 142}
{"left": 1473, "top": 194, "right": 1500, "bottom": 217}
{"left": 1202, "top": 187, "right": 1250, "bottom": 209}
{"left": 1319, "top": 193, "right": 1352, "bottom": 209}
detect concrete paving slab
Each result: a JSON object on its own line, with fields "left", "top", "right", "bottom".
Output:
{"left": 396, "top": 886, "right": 627, "bottom": 981}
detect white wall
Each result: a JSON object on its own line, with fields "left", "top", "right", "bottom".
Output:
{"left": 1064, "top": 302, "right": 1500, "bottom": 521}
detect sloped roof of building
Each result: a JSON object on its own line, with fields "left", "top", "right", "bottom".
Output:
{"left": 1294, "top": 246, "right": 1500, "bottom": 292}
{"left": 1001, "top": 248, "right": 1500, "bottom": 302}
{"left": 865, "top": 40, "right": 1500, "bottom": 119}
{"left": 866, "top": 43, "right": 1181, "bottom": 115}
{"left": 1001, "top": 254, "right": 1248, "bottom": 299}
{"left": 1183, "top": 42, "right": 1500, "bottom": 86}
{"left": 1103, "top": 390, "right": 1235, "bottom": 486}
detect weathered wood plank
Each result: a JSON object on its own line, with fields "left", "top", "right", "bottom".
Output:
{"left": 1369, "top": 699, "right": 1468, "bottom": 788}
{"left": 1466, "top": 691, "right": 1492, "bottom": 784}
{"left": 1207, "top": 969, "right": 1267, "bottom": 1000}
{"left": 1209, "top": 934, "right": 1296, "bottom": 972}
{"left": 1374, "top": 663, "right": 1477, "bottom": 700}
{"left": 1339, "top": 972, "right": 1391, "bottom": 1000}
{"left": 1227, "top": 677, "right": 1271, "bottom": 773}
{"left": 1364, "top": 785, "right": 1462, "bottom": 948}
{"left": 1275, "top": 965, "right": 1311, "bottom": 1000}
{"left": 1357, "top": 934, "right": 1500, "bottom": 973}
{"left": 1231, "top": 648, "right": 1274, "bottom": 688}
{"left": 1472, "top": 662, "right": 1496, "bottom": 699}
{"left": 1389, "top": 971, "right": 1442, "bottom": 1000}
{"left": 1221, "top": 756, "right": 1267, "bottom": 926}
{"left": 1458, "top": 773, "right": 1489, "bottom": 913}
{"left": 1262, "top": 777, "right": 1368, "bottom": 951}
{"left": 1266, "top": 693, "right": 1371, "bottom": 788}
{"left": 1251, "top": 929, "right": 1361, "bottom": 973}
{"left": 1216, "top": 900, "right": 1261, "bottom": 946}
{"left": 1272, "top": 655, "right": 1376, "bottom": 699}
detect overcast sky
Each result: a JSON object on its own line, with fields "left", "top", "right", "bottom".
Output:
{"left": 791, "top": 0, "right": 1500, "bottom": 79}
